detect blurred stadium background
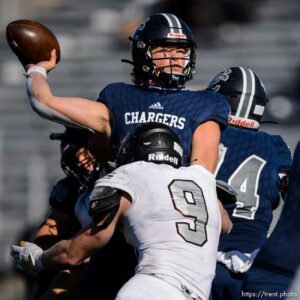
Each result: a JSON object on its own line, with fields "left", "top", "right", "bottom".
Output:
{"left": 0, "top": 0, "right": 299, "bottom": 298}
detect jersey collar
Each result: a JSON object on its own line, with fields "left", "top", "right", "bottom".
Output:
{"left": 143, "top": 83, "right": 185, "bottom": 92}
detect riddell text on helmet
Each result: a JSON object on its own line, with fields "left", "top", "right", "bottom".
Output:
{"left": 148, "top": 153, "right": 178, "bottom": 165}
{"left": 229, "top": 116, "right": 259, "bottom": 129}
{"left": 167, "top": 32, "right": 187, "bottom": 39}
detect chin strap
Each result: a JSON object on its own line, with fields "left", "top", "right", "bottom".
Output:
{"left": 260, "top": 120, "right": 278, "bottom": 125}
{"left": 121, "top": 59, "right": 134, "bottom": 66}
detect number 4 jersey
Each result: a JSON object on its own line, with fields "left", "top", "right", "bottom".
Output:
{"left": 93, "top": 161, "right": 221, "bottom": 300}
{"left": 215, "top": 126, "right": 292, "bottom": 254}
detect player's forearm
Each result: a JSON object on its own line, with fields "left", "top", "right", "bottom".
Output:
{"left": 218, "top": 201, "right": 233, "bottom": 234}
{"left": 193, "top": 148, "right": 219, "bottom": 173}
{"left": 29, "top": 70, "right": 53, "bottom": 103}
{"left": 26, "top": 71, "right": 83, "bottom": 128}
{"left": 191, "top": 121, "right": 221, "bottom": 173}
{"left": 41, "top": 221, "right": 110, "bottom": 271}
{"left": 42, "top": 240, "right": 87, "bottom": 270}
{"left": 26, "top": 68, "right": 111, "bottom": 135}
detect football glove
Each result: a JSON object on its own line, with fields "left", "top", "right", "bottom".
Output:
{"left": 216, "top": 180, "right": 237, "bottom": 204}
{"left": 10, "top": 241, "right": 44, "bottom": 274}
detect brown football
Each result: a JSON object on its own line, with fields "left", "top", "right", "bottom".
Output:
{"left": 6, "top": 19, "right": 61, "bottom": 68}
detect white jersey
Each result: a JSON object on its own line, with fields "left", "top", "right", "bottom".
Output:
{"left": 94, "top": 161, "right": 221, "bottom": 300}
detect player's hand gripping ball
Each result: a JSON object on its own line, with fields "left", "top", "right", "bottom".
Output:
{"left": 6, "top": 19, "right": 60, "bottom": 68}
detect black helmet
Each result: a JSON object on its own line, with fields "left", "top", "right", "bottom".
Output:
{"left": 116, "top": 122, "right": 183, "bottom": 168}
{"left": 207, "top": 66, "right": 268, "bottom": 130}
{"left": 50, "top": 127, "right": 100, "bottom": 191}
{"left": 126, "top": 13, "right": 197, "bottom": 88}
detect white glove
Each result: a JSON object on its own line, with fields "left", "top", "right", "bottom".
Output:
{"left": 10, "top": 242, "right": 44, "bottom": 274}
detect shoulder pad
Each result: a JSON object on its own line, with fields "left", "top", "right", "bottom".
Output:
{"left": 89, "top": 186, "right": 121, "bottom": 217}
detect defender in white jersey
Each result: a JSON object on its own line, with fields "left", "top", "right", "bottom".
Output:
{"left": 11, "top": 123, "right": 232, "bottom": 300}
{"left": 97, "top": 161, "right": 221, "bottom": 300}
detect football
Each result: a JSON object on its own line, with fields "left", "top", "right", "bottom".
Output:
{"left": 6, "top": 19, "right": 61, "bottom": 68}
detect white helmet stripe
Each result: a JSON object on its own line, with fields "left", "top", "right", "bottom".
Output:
{"left": 245, "top": 69, "right": 256, "bottom": 118}
{"left": 238, "top": 68, "right": 255, "bottom": 117}
{"left": 236, "top": 66, "right": 247, "bottom": 117}
{"left": 161, "top": 13, "right": 183, "bottom": 34}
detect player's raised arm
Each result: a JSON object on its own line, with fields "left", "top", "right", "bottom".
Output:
{"left": 26, "top": 49, "right": 111, "bottom": 136}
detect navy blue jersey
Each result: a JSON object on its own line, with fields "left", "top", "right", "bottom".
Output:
{"left": 253, "top": 141, "right": 300, "bottom": 276}
{"left": 216, "top": 127, "right": 292, "bottom": 253}
{"left": 49, "top": 177, "right": 82, "bottom": 216}
{"left": 98, "top": 83, "right": 229, "bottom": 165}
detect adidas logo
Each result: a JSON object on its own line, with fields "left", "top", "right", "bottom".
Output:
{"left": 149, "top": 102, "right": 164, "bottom": 110}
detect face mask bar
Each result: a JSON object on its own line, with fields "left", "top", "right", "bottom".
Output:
{"left": 61, "top": 145, "right": 100, "bottom": 191}
{"left": 149, "top": 45, "right": 191, "bottom": 77}
{"left": 140, "top": 44, "right": 192, "bottom": 87}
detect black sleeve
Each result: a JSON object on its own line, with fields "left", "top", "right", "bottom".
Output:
{"left": 279, "top": 171, "right": 290, "bottom": 200}
{"left": 49, "top": 177, "right": 82, "bottom": 216}
{"left": 216, "top": 180, "right": 237, "bottom": 205}
{"left": 89, "top": 186, "right": 121, "bottom": 228}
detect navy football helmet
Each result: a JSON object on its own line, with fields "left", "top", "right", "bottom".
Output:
{"left": 50, "top": 127, "right": 100, "bottom": 191}
{"left": 116, "top": 122, "right": 183, "bottom": 168}
{"left": 124, "top": 13, "right": 197, "bottom": 88}
{"left": 207, "top": 66, "right": 268, "bottom": 130}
